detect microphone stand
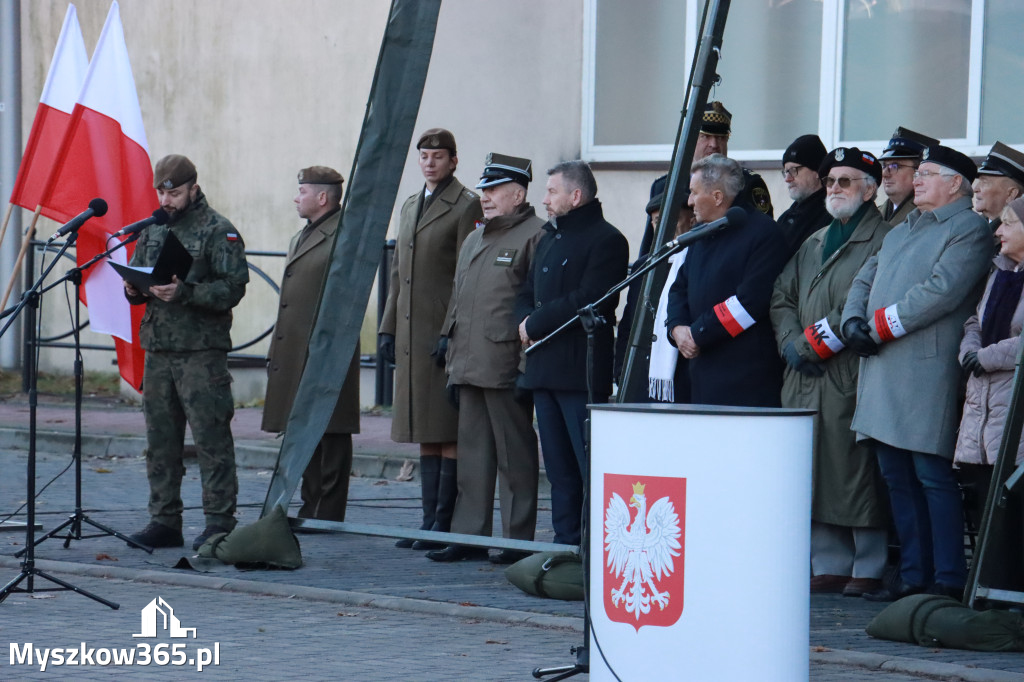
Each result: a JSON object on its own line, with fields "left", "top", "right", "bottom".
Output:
{"left": 0, "top": 230, "right": 119, "bottom": 609}
{"left": 16, "top": 231, "right": 152, "bottom": 557}
{"left": 529, "top": 235, "right": 691, "bottom": 681}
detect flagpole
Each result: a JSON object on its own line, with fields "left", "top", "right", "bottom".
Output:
{"left": 0, "top": 207, "right": 42, "bottom": 312}
{"left": 0, "top": 204, "right": 13, "bottom": 254}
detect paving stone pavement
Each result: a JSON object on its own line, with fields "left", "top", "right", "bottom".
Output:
{"left": 0, "top": 397, "right": 1023, "bottom": 680}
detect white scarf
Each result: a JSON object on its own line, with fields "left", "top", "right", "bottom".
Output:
{"left": 648, "top": 249, "right": 687, "bottom": 402}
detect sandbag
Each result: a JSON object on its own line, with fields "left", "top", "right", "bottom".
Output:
{"left": 867, "top": 593, "right": 1024, "bottom": 651}
{"left": 505, "top": 551, "right": 583, "bottom": 601}
{"left": 197, "top": 504, "right": 303, "bottom": 569}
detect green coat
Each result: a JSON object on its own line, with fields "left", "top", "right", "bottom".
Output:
{"left": 262, "top": 209, "right": 360, "bottom": 435}
{"left": 770, "top": 203, "right": 891, "bottom": 527}
{"left": 379, "top": 177, "right": 481, "bottom": 442}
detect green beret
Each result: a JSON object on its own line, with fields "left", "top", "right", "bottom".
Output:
{"left": 152, "top": 154, "right": 197, "bottom": 190}
{"left": 416, "top": 128, "right": 457, "bottom": 155}
{"left": 297, "top": 166, "right": 344, "bottom": 185}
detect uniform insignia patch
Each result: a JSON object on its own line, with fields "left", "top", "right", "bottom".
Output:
{"left": 474, "top": 220, "right": 485, "bottom": 230}
{"left": 495, "top": 248, "right": 516, "bottom": 266}
{"left": 752, "top": 187, "right": 771, "bottom": 213}
{"left": 835, "top": 148, "right": 845, "bottom": 162}
{"left": 226, "top": 233, "right": 240, "bottom": 242}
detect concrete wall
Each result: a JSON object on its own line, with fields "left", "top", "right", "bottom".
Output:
{"left": 13, "top": 0, "right": 795, "bottom": 403}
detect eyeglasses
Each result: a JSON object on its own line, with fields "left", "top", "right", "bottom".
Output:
{"left": 913, "top": 169, "right": 956, "bottom": 180}
{"left": 822, "top": 175, "right": 869, "bottom": 189}
{"left": 882, "top": 162, "right": 915, "bottom": 175}
{"left": 781, "top": 166, "right": 805, "bottom": 180}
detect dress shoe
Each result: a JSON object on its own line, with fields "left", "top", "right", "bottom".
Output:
{"left": 192, "top": 524, "right": 232, "bottom": 551}
{"left": 489, "top": 549, "right": 531, "bottom": 565}
{"left": 862, "top": 581, "right": 925, "bottom": 602}
{"left": 810, "top": 574, "right": 850, "bottom": 593}
{"left": 127, "top": 522, "right": 183, "bottom": 549}
{"left": 842, "top": 578, "right": 883, "bottom": 597}
{"left": 927, "top": 582, "right": 964, "bottom": 600}
{"left": 425, "top": 545, "right": 488, "bottom": 562}
{"left": 411, "top": 539, "right": 445, "bottom": 550}
{"left": 395, "top": 538, "right": 415, "bottom": 548}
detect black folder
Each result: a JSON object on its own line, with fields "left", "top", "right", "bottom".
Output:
{"left": 109, "top": 231, "right": 192, "bottom": 290}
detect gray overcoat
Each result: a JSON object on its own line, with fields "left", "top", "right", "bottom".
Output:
{"left": 262, "top": 210, "right": 360, "bottom": 434}
{"left": 842, "top": 197, "right": 993, "bottom": 458}
{"left": 771, "top": 203, "right": 891, "bottom": 527}
{"left": 379, "top": 177, "right": 482, "bottom": 442}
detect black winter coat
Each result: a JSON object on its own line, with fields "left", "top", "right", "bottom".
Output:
{"left": 776, "top": 188, "right": 830, "bottom": 261}
{"left": 665, "top": 209, "right": 787, "bottom": 407}
{"left": 516, "top": 200, "right": 629, "bottom": 396}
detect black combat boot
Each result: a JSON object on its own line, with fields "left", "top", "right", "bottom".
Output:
{"left": 396, "top": 455, "right": 440, "bottom": 549}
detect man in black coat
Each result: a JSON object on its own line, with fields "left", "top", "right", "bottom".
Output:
{"left": 777, "top": 134, "right": 830, "bottom": 260}
{"left": 666, "top": 154, "right": 787, "bottom": 407}
{"left": 516, "top": 160, "right": 629, "bottom": 546}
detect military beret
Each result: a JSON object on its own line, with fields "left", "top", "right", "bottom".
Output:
{"left": 476, "top": 152, "right": 532, "bottom": 189}
{"left": 297, "top": 166, "right": 343, "bottom": 185}
{"left": 978, "top": 142, "right": 1024, "bottom": 188}
{"left": 783, "top": 134, "right": 827, "bottom": 170}
{"left": 645, "top": 191, "right": 689, "bottom": 215}
{"left": 819, "top": 147, "right": 882, "bottom": 185}
{"left": 700, "top": 101, "right": 731, "bottom": 137}
{"left": 416, "top": 128, "right": 457, "bottom": 155}
{"left": 921, "top": 145, "right": 978, "bottom": 183}
{"left": 152, "top": 154, "right": 197, "bottom": 190}
{"left": 879, "top": 126, "right": 939, "bottom": 161}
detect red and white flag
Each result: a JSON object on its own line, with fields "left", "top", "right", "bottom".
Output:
{"left": 8, "top": 4, "right": 89, "bottom": 210}
{"left": 38, "top": 1, "right": 155, "bottom": 391}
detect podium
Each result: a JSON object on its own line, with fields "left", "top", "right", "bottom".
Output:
{"left": 588, "top": 403, "right": 814, "bottom": 681}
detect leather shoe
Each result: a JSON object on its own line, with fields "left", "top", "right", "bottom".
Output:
{"left": 411, "top": 539, "right": 445, "bottom": 550}
{"left": 192, "top": 524, "right": 232, "bottom": 551}
{"left": 810, "top": 574, "right": 850, "bottom": 593}
{"left": 842, "top": 578, "right": 883, "bottom": 597}
{"left": 127, "top": 521, "right": 183, "bottom": 549}
{"left": 425, "top": 545, "right": 488, "bottom": 562}
{"left": 489, "top": 549, "right": 531, "bottom": 565}
{"left": 862, "top": 581, "right": 924, "bottom": 602}
{"left": 395, "top": 538, "right": 415, "bottom": 548}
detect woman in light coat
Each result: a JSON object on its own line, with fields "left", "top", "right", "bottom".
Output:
{"left": 954, "top": 197, "right": 1024, "bottom": 589}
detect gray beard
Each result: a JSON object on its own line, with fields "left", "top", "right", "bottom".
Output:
{"left": 826, "top": 197, "right": 860, "bottom": 221}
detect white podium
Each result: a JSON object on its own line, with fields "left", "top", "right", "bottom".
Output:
{"left": 588, "top": 403, "right": 814, "bottom": 681}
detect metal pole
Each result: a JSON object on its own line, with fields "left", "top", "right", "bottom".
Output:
{"left": 375, "top": 239, "right": 395, "bottom": 407}
{"left": 0, "top": 0, "right": 23, "bottom": 368}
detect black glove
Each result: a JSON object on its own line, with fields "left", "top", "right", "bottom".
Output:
{"left": 430, "top": 335, "right": 449, "bottom": 368}
{"left": 446, "top": 383, "right": 460, "bottom": 409}
{"left": 962, "top": 350, "right": 985, "bottom": 377}
{"left": 378, "top": 333, "right": 396, "bottom": 365}
{"left": 513, "top": 372, "right": 532, "bottom": 405}
{"left": 841, "top": 317, "right": 879, "bottom": 357}
{"left": 782, "top": 341, "right": 825, "bottom": 377}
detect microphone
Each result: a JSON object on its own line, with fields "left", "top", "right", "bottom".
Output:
{"left": 110, "top": 209, "right": 170, "bottom": 238}
{"left": 660, "top": 205, "right": 747, "bottom": 251}
{"left": 47, "top": 198, "right": 108, "bottom": 243}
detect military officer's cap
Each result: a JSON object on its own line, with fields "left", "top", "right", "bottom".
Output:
{"left": 475, "top": 153, "right": 532, "bottom": 189}
{"left": 700, "top": 101, "right": 732, "bottom": 137}
{"left": 153, "top": 154, "right": 197, "bottom": 189}
{"left": 921, "top": 145, "right": 978, "bottom": 183}
{"left": 818, "top": 147, "right": 883, "bottom": 185}
{"left": 977, "top": 142, "right": 1024, "bottom": 188}
{"left": 297, "top": 166, "right": 344, "bottom": 185}
{"left": 879, "top": 127, "right": 939, "bottom": 161}
{"left": 645, "top": 191, "right": 689, "bottom": 215}
{"left": 783, "top": 134, "right": 827, "bottom": 170}
{"left": 416, "top": 128, "right": 457, "bottom": 155}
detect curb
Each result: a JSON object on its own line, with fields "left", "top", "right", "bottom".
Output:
{"left": 810, "top": 648, "right": 1021, "bottom": 682}
{"left": 0, "top": 556, "right": 583, "bottom": 632}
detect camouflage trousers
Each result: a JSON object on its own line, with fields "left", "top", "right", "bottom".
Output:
{"left": 142, "top": 349, "right": 238, "bottom": 531}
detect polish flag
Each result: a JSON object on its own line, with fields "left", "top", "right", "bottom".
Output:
{"left": 38, "top": 1, "right": 155, "bottom": 391}
{"left": 8, "top": 5, "right": 88, "bottom": 210}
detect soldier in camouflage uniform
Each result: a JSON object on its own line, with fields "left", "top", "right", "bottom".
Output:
{"left": 124, "top": 154, "right": 249, "bottom": 551}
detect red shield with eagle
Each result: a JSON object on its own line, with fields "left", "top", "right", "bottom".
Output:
{"left": 602, "top": 474, "right": 685, "bottom": 631}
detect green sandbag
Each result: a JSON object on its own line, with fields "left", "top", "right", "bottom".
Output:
{"left": 866, "top": 593, "right": 1024, "bottom": 651}
{"left": 197, "top": 504, "right": 302, "bottom": 569}
{"left": 505, "top": 551, "right": 583, "bottom": 601}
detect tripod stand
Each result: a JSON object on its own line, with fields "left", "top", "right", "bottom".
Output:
{"left": 0, "top": 231, "right": 119, "bottom": 608}
{"left": 14, "top": 234, "right": 151, "bottom": 557}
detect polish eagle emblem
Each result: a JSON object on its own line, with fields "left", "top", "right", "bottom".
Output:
{"left": 604, "top": 481, "right": 682, "bottom": 620}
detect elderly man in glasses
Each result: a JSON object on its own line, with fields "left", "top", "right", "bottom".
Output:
{"left": 878, "top": 127, "right": 939, "bottom": 226}
{"left": 841, "top": 145, "right": 993, "bottom": 601}
{"left": 776, "top": 134, "right": 831, "bottom": 259}
{"left": 972, "top": 141, "right": 1024, "bottom": 232}
{"left": 771, "top": 147, "right": 892, "bottom": 597}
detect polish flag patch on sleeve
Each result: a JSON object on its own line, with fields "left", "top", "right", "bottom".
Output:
{"left": 874, "top": 304, "right": 906, "bottom": 342}
{"left": 713, "top": 295, "right": 756, "bottom": 337}
{"left": 803, "top": 317, "right": 845, "bottom": 359}
{"left": 226, "top": 232, "right": 240, "bottom": 242}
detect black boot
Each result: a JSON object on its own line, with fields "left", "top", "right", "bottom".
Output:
{"left": 396, "top": 455, "right": 440, "bottom": 549}
{"left": 413, "top": 457, "right": 457, "bottom": 550}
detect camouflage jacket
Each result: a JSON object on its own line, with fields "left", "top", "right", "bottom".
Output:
{"left": 127, "top": 193, "right": 249, "bottom": 351}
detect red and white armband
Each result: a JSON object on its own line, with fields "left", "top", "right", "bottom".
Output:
{"left": 803, "top": 317, "right": 845, "bottom": 359}
{"left": 713, "top": 295, "right": 756, "bottom": 338}
{"left": 874, "top": 304, "right": 907, "bottom": 342}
